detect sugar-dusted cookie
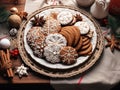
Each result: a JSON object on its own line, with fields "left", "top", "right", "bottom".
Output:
{"left": 60, "top": 46, "right": 78, "bottom": 65}
{"left": 44, "top": 44, "right": 61, "bottom": 63}
{"left": 32, "top": 40, "right": 46, "bottom": 58}
{"left": 45, "top": 33, "right": 67, "bottom": 48}
{"left": 26, "top": 26, "right": 46, "bottom": 58}
{"left": 41, "top": 17, "right": 61, "bottom": 35}
{"left": 74, "top": 21, "right": 90, "bottom": 35}
{"left": 57, "top": 11, "right": 73, "bottom": 25}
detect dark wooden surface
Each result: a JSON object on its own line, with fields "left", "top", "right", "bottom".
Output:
{"left": 0, "top": 0, "right": 50, "bottom": 84}
{"left": 0, "top": 0, "right": 25, "bottom": 11}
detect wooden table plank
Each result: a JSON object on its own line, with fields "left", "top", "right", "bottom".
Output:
{"left": 0, "top": 0, "right": 26, "bottom": 11}
{"left": 0, "top": 0, "right": 50, "bottom": 84}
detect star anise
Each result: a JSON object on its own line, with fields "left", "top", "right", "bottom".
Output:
{"left": 31, "top": 15, "right": 46, "bottom": 27}
{"left": 17, "top": 11, "right": 28, "bottom": 20}
{"left": 75, "top": 14, "right": 82, "bottom": 22}
{"left": 105, "top": 34, "right": 120, "bottom": 52}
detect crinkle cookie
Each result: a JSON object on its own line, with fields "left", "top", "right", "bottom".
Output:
{"left": 26, "top": 26, "right": 46, "bottom": 58}
{"left": 44, "top": 44, "right": 61, "bottom": 63}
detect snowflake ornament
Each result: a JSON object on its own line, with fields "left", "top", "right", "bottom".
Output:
{"left": 15, "top": 64, "right": 29, "bottom": 78}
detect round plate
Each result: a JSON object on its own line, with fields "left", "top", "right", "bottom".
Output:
{"left": 18, "top": 5, "right": 104, "bottom": 78}
{"left": 23, "top": 7, "right": 97, "bottom": 69}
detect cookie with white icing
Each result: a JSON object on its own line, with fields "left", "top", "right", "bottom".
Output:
{"left": 74, "top": 21, "right": 90, "bottom": 35}
{"left": 45, "top": 33, "right": 67, "bottom": 48}
{"left": 57, "top": 11, "right": 73, "bottom": 25}
{"left": 60, "top": 46, "right": 78, "bottom": 65}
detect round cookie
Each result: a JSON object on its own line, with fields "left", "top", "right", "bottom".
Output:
{"left": 60, "top": 46, "right": 78, "bottom": 65}
{"left": 82, "top": 38, "right": 90, "bottom": 46}
{"left": 78, "top": 43, "right": 92, "bottom": 56}
{"left": 60, "top": 26, "right": 75, "bottom": 46}
{"left": 57, "top": 11, "right": 73, "bottom": 25}
{"left": 26, "top": 27, "right": 45, "bottom": 43}
{"left": 82, "top": 36, "right": 89, "bottom": 42}
{"left": 71, "top": 26, "right": 81, "bottom": 46}
{"left": 44, "top": 44, "right": 61, "bottom": 63}
{"left": 74, "top": 21, "right": 90, "bottom": 35}
{"left": 41, "top": 17, "right": 61, "bottom": 35}
{"left": 60, "top": 30, "right": 73, "bottom": 46}
{"left": 26, "top": 27, "right": 46, "bottom": 58}
{"left": 81, "top": 42, "right": 90, "bottom": 50}
{"left": 45, "top": 33, "right": 67, "bottom": 48}
{"left": 74, "top": 37, "right": 83, "bottom": 51}
{"left": 32, "top": 40, "right": 46, "bottom": 58}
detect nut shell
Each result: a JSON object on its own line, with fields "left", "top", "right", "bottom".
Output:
{"left": 8, "top": 14, "right": 22, "bottom": 28}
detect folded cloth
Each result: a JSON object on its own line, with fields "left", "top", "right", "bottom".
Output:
{"left": 25, "top": 0, "right": 120, "bottom": 90}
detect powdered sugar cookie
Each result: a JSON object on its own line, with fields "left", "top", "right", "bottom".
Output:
{"left": 44, "top": 44, "right": 61, "bottom": 63}
{"left": 60, "top": 46, "right": 78, "bottom": 65}
{"left": 32, "top": 40, "right": 46, "bottom": 58}
{"left": 57, "top": 11, "right": 73, "bottom": 25}
{"left": 45, "top": 33, "right": 67, "bottom": 48}
{"left": 74, "top": 21, "right": 90, "bottom": 35}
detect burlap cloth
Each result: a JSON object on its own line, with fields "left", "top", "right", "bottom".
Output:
{"left": 25, "top": 0, "right": 120, "bottom": 90}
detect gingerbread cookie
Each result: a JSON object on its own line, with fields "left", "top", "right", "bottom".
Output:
{"left": 78, "top": 43, "right": 92, "bottom": 55}
{"left": 74, "top": 37, "right": 83, "bottom": 51}
{"left": 60, "top": 26, "right": 75, "bottom": 46}
{"left": 57, "top": 11, "right": 73, "bottom": 25}
{"left": 60, "top": 46, "right": 78, "bottom": 65}
{"left": 44, "top": 44, "right": 61, "bottom": 63}
{"left": 59, "top": 30, "right": 72, "bottom": 46}
{"left": 81, "top": 42, "right": 90, "bottom": 50}
{"left": 41, "top": 17, "right": 61, "bottom": 35}
{"left": 71, "top": 26, "right": 81, "bottom": 46}
{"left": 45, "top": 33, "right": 67, "bottom": 48}
{"left": 82, "top": 38, "right": 90, "bottom": 46}
{"left": 74, "top": 21, "right": 90, "bottom": 35}
{"left": 60, "top": 26, "right": 81, "bottom": 47}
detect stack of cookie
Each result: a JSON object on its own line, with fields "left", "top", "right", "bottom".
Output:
{"left": 26, "top": 10, "right": 94, "bottom": 65}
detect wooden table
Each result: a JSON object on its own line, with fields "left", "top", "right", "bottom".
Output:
{"left": 0, "top": 0, "right": 50, "bottom": 84}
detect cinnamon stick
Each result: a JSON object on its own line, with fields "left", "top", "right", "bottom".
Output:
{"left": 0, "top": 50, "right": 14, "bottom": 78}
